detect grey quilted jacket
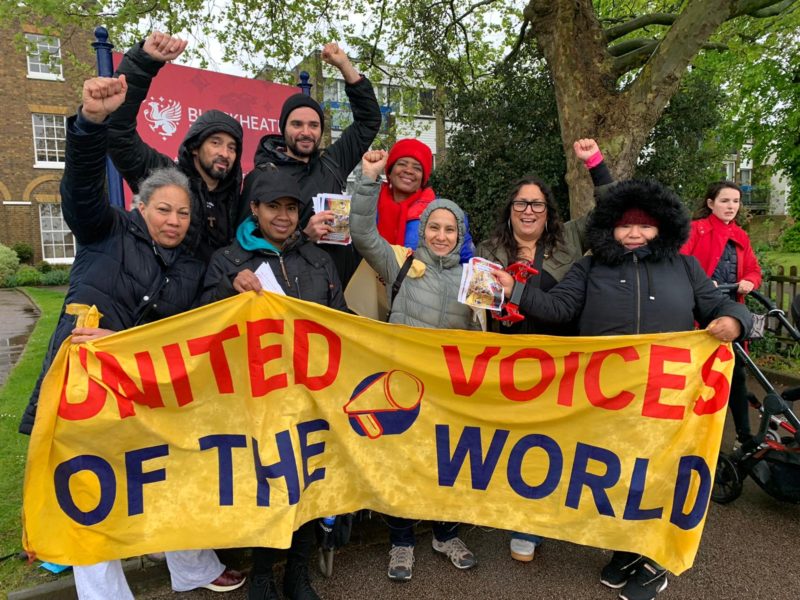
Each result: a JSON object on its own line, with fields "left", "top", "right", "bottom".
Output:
{"left": 350, "top": 175, "right": 480, "bottom": 330}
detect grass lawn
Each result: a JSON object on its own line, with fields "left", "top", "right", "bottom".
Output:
{"left": 0, "top": 287, "right": 65, "bottom": 594}
{"left": 762, "top": 251, "right": 800, "bottom": 274}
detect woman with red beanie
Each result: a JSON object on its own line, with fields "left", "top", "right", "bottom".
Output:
{"left": 377, "top": 138, "right": 474, "bottom": 260}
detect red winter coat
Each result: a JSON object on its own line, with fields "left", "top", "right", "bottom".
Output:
{"left": 680, "top": 214, "right": 762, "bottom": 302}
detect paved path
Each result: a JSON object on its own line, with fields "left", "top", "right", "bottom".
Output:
{"left": 0, "top": 289, "right": 40, "bottom": 387}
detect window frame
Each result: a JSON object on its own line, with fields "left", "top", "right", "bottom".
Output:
{"left": 25, "top": 33, "right": 63, "bottom": 81}
{"left": 31, "top": 113, "right": 67, "bottom": 169}
{"left": 38, "top": 203, "right": 75, "bottom": 264}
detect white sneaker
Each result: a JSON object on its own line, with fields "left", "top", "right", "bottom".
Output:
{"left": 509, "top": 538, "right": 536, "bottom": 562}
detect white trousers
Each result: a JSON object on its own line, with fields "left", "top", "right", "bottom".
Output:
{"left": 73, "top": 549, "right": 224, "bottom": 599}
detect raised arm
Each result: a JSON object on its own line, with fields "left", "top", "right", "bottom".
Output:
{"left": 565, "top": 138, "right": 615, "bottom": 254}
{"left": 107, "top": 32, "right": 188, "bottom": 190}
{"left": 350, "top": 150, "right": 405, "bottom": 283}
{"left": 321, "top": 42, "right": 382, "bottom": 176}
{"left": 61, "top": 77, "right": 129, "bottom": 244}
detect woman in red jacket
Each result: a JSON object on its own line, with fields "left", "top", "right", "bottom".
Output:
{"left": 681, "top": 180, "right": 762, "bottom": 444}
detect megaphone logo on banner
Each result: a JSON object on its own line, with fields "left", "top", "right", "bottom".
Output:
{"left": 343, "top": 370, "right": 424, "bottom": 439}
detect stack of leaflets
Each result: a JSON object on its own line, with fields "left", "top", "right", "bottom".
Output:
{"left": 458, "top": 257, "right": 505, "bottom": 311}
{"left": 312, "top": 193, "right": 352, "bottom": 245}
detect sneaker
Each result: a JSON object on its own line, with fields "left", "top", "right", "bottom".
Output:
{"left": 619, "top": 560, "right": 668, "bottom": 600}
{"left": 387, "top": 545, "right": 415, "bottom": 581}
{"left": 432, "top": 537, "right": 477, "bottom": 570}
{"left": 202, "top": 568, "right": 246, "bottom": 592}
{"left": 509, "top": 538, "right": 536, "bottom": 562}
{"left": 283, "top": 564, "right": 320, "bottom": 600}
{"left": 248, "top": 573, "right": 280, "bottom": 600}
{"left": 600, "top": 552, "right": 643, "bottom": 589}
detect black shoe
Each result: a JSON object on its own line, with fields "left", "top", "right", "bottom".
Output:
{"left": 600, "top": 551, "right": 643, "bottom": 589}
{"left": 283, "top": 564, "right": 320, "bottom": 600}
{"left": 249, "top": 573, "right": 280, "bottom": 600}
{"left": 619, "top": 560, "right": 668, "bottom": 600}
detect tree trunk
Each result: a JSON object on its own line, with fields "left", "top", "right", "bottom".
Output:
{"left": 526, "top": 0, "right": 740, "bottom": 218}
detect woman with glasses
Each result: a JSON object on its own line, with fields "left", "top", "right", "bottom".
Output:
{"left": 475, "top": 138, "right": 611, "bottom": 562}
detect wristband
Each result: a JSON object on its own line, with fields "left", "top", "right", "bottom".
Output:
{"left": 585, "top": 150, "right": 604, "bottom": 169}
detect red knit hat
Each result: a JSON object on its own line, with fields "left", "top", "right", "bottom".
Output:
{"left": 615, "top": 207, "right": 659, "bottom": 227}
{"left": 386, "top": 139, "right": 433, "bottom": 186}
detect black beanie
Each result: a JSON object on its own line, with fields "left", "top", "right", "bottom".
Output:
{"left": 279, "top": 94, "right": 325, "bottom": 134}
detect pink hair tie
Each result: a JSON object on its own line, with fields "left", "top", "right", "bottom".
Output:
{"left": 584, "top": 150, "right": 604, "bottom": 169}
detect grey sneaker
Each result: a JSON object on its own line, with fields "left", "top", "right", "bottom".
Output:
{"left": 432, "top": 537, "right": 477, "bottom": 570}
{"left": 387, "top": 545, "right": 414, "bottom": 581}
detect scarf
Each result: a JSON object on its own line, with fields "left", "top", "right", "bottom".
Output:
{"left": 236, "top": 218, "right": 281, "bottom": 255}
{"left": 376, "top": 182, "right": 436, "bottom": 245}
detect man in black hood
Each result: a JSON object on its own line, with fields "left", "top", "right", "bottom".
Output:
{"left": 108, "top": 32, "right": 245, "bottom": 263}
{"left": 254, "top": 42, "right": 382, "bottom": 286}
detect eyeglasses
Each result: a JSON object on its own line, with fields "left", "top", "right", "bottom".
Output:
{"left": 511, "top": 200, "right": 547, "bottom": 213}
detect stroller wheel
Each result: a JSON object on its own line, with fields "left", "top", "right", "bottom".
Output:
{"left": 712, "top": 453, "right": 743, "bottom": 504}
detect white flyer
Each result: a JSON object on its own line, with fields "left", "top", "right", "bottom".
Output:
{"left": 254, "top": 262, "right": 286, "bottom": 295}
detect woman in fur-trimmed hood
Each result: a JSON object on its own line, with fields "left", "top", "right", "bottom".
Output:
{"left": 586, "top": 179, "right": 690, "bottom": 266}
{"left": 495, "top": 178, "right": 752, "bottom": 338}
{"left": 493, "top": 177, "right": 752, "bottom": 598}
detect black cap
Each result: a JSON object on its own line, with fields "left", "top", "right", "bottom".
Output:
{"left": 242, "top": 164, "right": 303, "bottom": 206}
{"left": 279, "top": 94, "right": 325, "bottom": 134}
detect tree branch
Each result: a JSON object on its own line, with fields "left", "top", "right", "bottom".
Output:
{"left": 731, "top": 0, "right": 797, "bottom": 17}
{"left": 612, "top": 39, "right": 727, "bottom": 77}
{"left": 496, "top": 18, "right": 530, "bottom": 71}
{"left": 604, "top": 13, "right": 677, "bottom": 42}
{"left": 612, "top": 40, "right": 659, "bottom": 76}
{"left": 608, "top": 38, "right": 658, "bottom": 57}
{"left": 366, "top": 0, "right": 388, "bottom": 71}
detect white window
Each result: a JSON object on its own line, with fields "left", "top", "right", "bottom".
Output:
{"left": 39, "top": 203, "right": 75, "bottom": 264}
{"left": 723, "top": 161, "right": 736, "bottom": 181}
{"left": 323, "top": 79, "right": 346, "bottom": 103}
{"left": 740, "top": 168, "right": 752, "bottom": 187}
{"left": 25, "top": 33, "right": 63, "bottom": 80}
{"left": 32, "top": 113, "right": 66, "bottom": 168}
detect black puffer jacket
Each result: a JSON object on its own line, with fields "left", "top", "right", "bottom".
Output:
{"left": 517, "top": 179, "right": 752, "bottom": 337}
{"left": 19, "top": 115, "right": 205, "bottom": 434}
{"left": 201, "top": 234, "right": 347, "bottom": 309}
{"left": 201, "top": 167, "right": 348, "bottom": 309}
{"left": 253, "top": 76, "right": 381, "bottom": 286}
{"left": 108, "top": 42, "right": 246, "bottom": 263}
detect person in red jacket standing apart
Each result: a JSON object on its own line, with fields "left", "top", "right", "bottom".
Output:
{"left": 681, "top": 180, "right": 762, "bottom": 444}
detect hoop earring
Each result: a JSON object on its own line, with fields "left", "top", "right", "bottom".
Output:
{"left": 545, "top": 220, "right": 548, "bottom": 233}
{"left": 507, "top": 218, "right": 512, "bottom": 231}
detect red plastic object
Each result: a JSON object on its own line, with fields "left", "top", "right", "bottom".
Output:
{"left": 493, "top": 262, "right": 538, "bottom": 323}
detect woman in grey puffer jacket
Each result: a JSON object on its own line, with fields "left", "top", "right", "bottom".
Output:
{"left": 350, "top": 152, "right": 479, "bottom": 331}
{"left": 350, "top": 150, "right": 479, "bottom": 581}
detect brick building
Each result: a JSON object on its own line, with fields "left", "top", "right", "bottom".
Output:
{"left": 0, "top": 24, "right": 93, "bottom": 264}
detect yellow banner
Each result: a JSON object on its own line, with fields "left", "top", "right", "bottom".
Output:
{"left": 22, "top": 292, "right": 734, "bottom": 574}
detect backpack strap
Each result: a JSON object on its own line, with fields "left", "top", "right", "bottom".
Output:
{"left": 387, "top": 252, "right": 415, "bottom": 320}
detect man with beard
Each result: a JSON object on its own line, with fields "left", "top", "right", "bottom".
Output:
{"left": 107, "top": 32, "right": 245, "bottom": 263}
{"left": 254, "top": 42, "right": 382, "bottom": 286}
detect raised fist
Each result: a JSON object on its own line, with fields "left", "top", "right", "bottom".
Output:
{"left": 81, "top": 75, "right": 128, "bottom": 123}
{"left": 361, "top": 150, "right": 389, "bottom": 180}
{"left": 573, "top": 138, "right": 601, "bottom": 162}
{"left": 143, "top": 31, "right": 188, "bottom": 62}
{"left": 321, "top": 42, "right": 349, "bottom": 69}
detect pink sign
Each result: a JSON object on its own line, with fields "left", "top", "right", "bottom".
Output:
{"left": 113, "top": 52, "right": 297, "bottom": 184}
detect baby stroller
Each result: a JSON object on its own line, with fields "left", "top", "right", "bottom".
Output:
{"left": 712, "top": 287, "right": 800, "bottom": 504}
